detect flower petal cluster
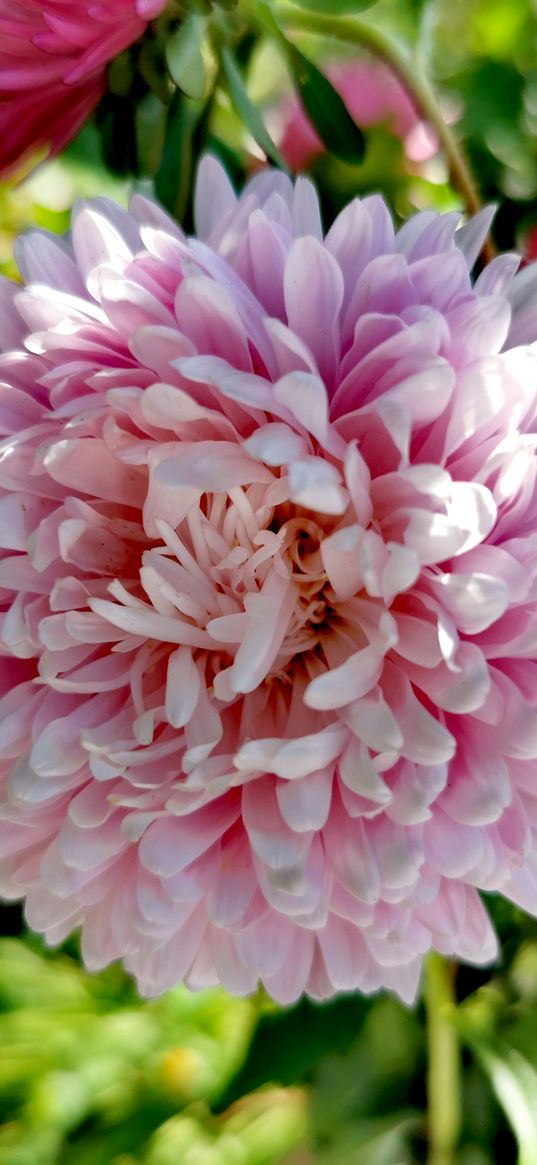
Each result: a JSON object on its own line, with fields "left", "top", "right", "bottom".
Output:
{"left": 1, "top": 159, "right": 537, "bottom": 1003}
{"left": 0, "top": 0, "right": 165, "bottom": 177}
{"left": 278, "top": 59, "right": 438, "bottom": 172}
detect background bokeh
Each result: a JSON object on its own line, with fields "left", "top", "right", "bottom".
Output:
{"left": 2, "top": 0, "right": 537, "bottom": 1161}
{"left": 4, "top": 901, "right": 537, "bottom": 1163}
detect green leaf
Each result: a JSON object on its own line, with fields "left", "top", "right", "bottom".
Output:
{"left": 474, "top": 1043, "right": 537, "bottom": 1165}
{"left": 284, "top": 42, "right": 365, "bottom": 163}
{"left": 165, "top": 14, "right": 207, "bottom": 100}
{"left": 155, "top": 90, "right": 198, "bottom": 220}
{"left": 310, "top": 1112, "right": 421, "bottom": 1165}
{"left": 138, "top": 35, "right": 174, "bottom": 104}
{"left": 253, "top": 4, "right": 365, "bottom": 164}
{"left": 286, "top": 0, "right": 379, "bottom": 11}
{"left": 220, "top": 46, "right": 287, "bottom": 168}
{"left": 454, "top": 985, "right": 537, "bottom": 1165}
{"left": 135, "top": 94, "right": 168, "bottom": 177}
{"left": 107, "top": 50, "right": 135, "bottom": 98}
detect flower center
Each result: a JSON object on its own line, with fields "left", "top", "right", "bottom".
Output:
{"left": 264, "top": 507, "right": 349, "bottom": 674}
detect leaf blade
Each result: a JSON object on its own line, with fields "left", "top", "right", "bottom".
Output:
{"left": 475, "top": 1044, "right": 537, "bottom": 1165}
{"left": 220, "top": 45, "right": 287, "bottom": 168}
{"left": 284, "top": 42, "right": 366, "bottom": 163}
{"left": 165, "top": 14, "right": 207, "bottom": 101}
{"left": 253, "top": 3, "right": 365, "bottom": 164}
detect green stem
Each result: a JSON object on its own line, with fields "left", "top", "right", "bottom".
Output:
{"left": 424, "top": 954, "right": 461, "bottom": 1165}
{"left": 256, "top": 4, "right": 494, "bottom": 262}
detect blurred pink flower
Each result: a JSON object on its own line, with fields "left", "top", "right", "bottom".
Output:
{"left": 523, "top": 225, "right": 537, "bottom": 266}
{"left": 0, "top": 0, "right": 166, "bottom": 177}
{"left": 278, "top": 59, "right": 438, "bottom": 172}
{"left": 1, "top": 159, "right": 537, "bottom": 1004}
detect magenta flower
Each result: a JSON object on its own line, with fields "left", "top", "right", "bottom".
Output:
{"left": 278, "top": 59, "right": 438, "bottom": 173}
{"left": 0, "top": 0, "right": 165, "bottom": 178}
{"left": 1, "top": 158, "right": 537, "bottom": 1004}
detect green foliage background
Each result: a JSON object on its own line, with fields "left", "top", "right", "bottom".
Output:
{"left": 4, "top": 903, "right": 537, "bottom": 1164}
{"left": 1, "top": 0, "right": 537, "bottom": 1162}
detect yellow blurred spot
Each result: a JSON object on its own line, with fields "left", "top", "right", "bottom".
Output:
{"left": 159, "top": 1047, "right": 204, "bottom": 1098}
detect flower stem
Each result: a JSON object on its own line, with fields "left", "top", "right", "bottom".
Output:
{"left": 424, "top": 953, "right": 461, "bottom": 1165}
{"left": 265, "top": 4, "right": 494, "bottom": 261}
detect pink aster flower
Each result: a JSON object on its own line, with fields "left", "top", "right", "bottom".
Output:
{"left": 0, "top": 0, "right": 166, "bottom": 178}
{"left": 1, "top": 158, "right": 537, "bottom": 1005}
{"left": 278, "top": 59, "right": 438, "bottom": 173}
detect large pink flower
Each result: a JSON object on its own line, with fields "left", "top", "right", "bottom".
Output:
{"left": 0, "top": 0, "right": 165, "bottom": 177}
{"left": 1, "top": 159, "right": 537, "bottom": 1004}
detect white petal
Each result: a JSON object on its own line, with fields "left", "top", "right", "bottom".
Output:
{"left": 274, "top": 371, "right": 345, "bottom": 456}
{"left": 305, "top": 647, "right": 384, "bottom": 711}
{"left": 343, "top": 689, "right": 403, "bottom": 755}
{"left": 321, "top": 524, "right": 363, "bottom": 600}
{"left": 154, "top": 441, "right": 273, "bottom": 493}
{"left": 234, "top": 725, "right": 347, "bottom": 780}
{"left": 386, "top": 670, "right": 456, "bottom": 765}
{"left": 428, "top": 570, "right": 509, "bottom": 634}
{"left": 276, "top": 768, "right": 333, "bottom": 832}
{"left": 243, "top": 422, "right": 307, "bottom": 465}
{"left": 338, "top": 738, "right": 391, "bottom": 804}
{"left": 71, "top": 206, "right": 133, "bottom": 281}
{"left": 165, "top": 646, "right": 201, "bottom": 728}
{"left": 229, "top": 567, "right": 294, "bottom": 693}
{"left": 343, "top": 441, "right": 373, "bottom": 527}
{"left": 288, "top": 456, "right": 349, "bottom": 514}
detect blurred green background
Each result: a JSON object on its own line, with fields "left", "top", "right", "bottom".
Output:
{"left": 2, "top": 0, "right": 537, "bottom": 1161}
{"left": 4, "top": 900, "right": 537, "bottom": 1165}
